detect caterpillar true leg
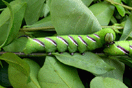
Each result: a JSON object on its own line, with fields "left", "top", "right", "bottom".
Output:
{"left": 48, "top": 52, "right": 52, "bottom": 55}
{"left": 81, "top": 52, "right": 85, "bottom": 55}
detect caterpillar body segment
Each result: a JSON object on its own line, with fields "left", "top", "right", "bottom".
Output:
{"left": 23, "top": 28, "right": 116, "bottom": 54}
{"left": 103, "top": 41, "right": 132, "bottom": 56}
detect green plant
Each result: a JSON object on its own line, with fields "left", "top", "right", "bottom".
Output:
{"left": 0, "top": 0, "right": 132, "bottom": 88}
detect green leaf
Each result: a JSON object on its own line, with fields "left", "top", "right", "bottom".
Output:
{"left": 0, "top": 0, "right": 13, "bottom": 48}
{"left": 98, "top": 57, "right": 125, "bottom": 82}
{"left": 122, "top": 0, "right": 127, "bottom": 3}
{"left": 3, "top": 37, "right": 28, "bottom": 52}
{"left": 0, "top": 53, "right": 30, "bottom": 76}
{"left": 117, "top": 56, "right": 132, "bottom": 68}
{"left": 43, "top": 3, "right": 50, "bottom": 17}
{"left": 128, "top": 32, "right": 132, "bottom": 38}
{"left": 24, "top": 16, "right": 53, "bottom": 28}
{"left": 0, "top": 62, "right": 11, "bottom": 87}
{"left": 38, "top": 56, "right": 84, "bottom": 88}
{"left": 49, "top": 0, "right": 101, "bottom": 35}
{"left": 90, "top": 77, "right": 128, "bottom": 88}
{"left": 8, "top": 58, "right": 41, "bottom": 88}
{"left": 0, "top": 1, "right": 27, "bottom": 48}
{"left": 19, "top": 0, "right": 45, "bottom": 25}
{"left": 81, "top": 0, "right": 93, "bottom": 6}
{"left": 110, "top": 16, "right": 117, "bottom": 24}
{"left": 0, "top": 85, "right": 5, "bottom": 88}
{"left": 0, "top": 53, "right": 33, "bottom": 88}
{"left": 120, "top": 13, "right": 132, "bottom": 40}
{"left": 89, "top": 2, "right": 115, "bottom": 26}
{"left": 23, "top": 58, "right": 41, "bottom": 88}
{"left": 8, "top": 66, "right": 30, "bottom": 88}
{"left": 0, "top": 61, "right": 2, "bottom": 67}
{"left": 113, "top": 0, "right": 121, "bottom": 3}
{"left": 53, "top": 52, "right": 115, "bottom": 75}
{"left": 115, "top": 5, "right": 125, "bottom": 17}
{"left": 113, "top": 0, "right": 125, "bottom": 17}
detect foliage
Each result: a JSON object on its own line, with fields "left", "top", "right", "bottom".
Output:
{"left": 0, "top": 0, "right": 132, "bottom": 88}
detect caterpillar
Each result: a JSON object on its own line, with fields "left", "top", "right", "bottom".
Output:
{"left": 23, "top": 28, "right": 116, "bottom": 55}
{"left": 104, "top": 40, "right": 132, "bottom": 56}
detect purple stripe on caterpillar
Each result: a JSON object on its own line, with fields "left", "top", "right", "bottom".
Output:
{"left": 45, "top": 38, "right": 57, "bottom": 46}
{"left": 87, "top": 35, "right": 96, "bottom": 42}
{"left": 68, "top": 36, "right": 78, "bottom": 46}
{"left": 57, "top": 36, "right": 69, "bottom": 46}
{"left": 33, "top": 39, "right": 45, "bottom": 47}
{"left": 130, "top": 45, "right": 132, "bottom": 49}
{"left": 117, "top": 45, "right": 129, "bottom": 54}
{"left": 94, "top": 34, "right": 100, "bottom": 39}
{"left": 78, "top": 36, "right": 88, "bottom": 46}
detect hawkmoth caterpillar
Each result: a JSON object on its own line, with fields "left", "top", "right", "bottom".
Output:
{"left": 104, "top": 40, "right": 132, "bottom": 56}
{"left": 23, "top": 28, "right": 116, "bottom": 55}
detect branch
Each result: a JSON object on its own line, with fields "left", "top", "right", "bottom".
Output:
{"left": 20, "top": 26, "right": 55, "bottom": 31}
{"left": 102, "top": 25, "right": 124, "bottom": 29}
{"left": 0, "top": 52, "right": 130, "bottom": 58}
{"left": 106, "top": 0, "right": 132, "bottom": 11}
{"left": 0, "top": 52, "right": 48, "bottom": 57}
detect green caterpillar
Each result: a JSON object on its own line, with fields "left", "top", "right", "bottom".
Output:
{"left": 23, "top": 28, "right": 116, "bottom": 55}
{"left": 104, "top": 40, "right": 132, "bottom": 56}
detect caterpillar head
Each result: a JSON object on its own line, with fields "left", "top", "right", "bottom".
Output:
{"left": 105, "top": 33, "right": 115, "bottom": 44}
